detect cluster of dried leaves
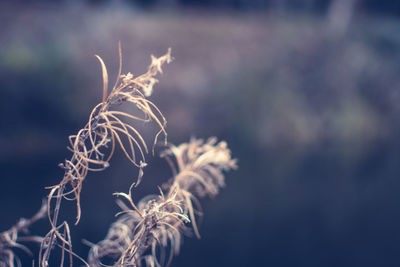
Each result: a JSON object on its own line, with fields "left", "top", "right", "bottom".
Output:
{"left": 87, "top": 138, "right": 237, "bottom": 266}
{"left": 0, "top": 201, "right": 46, "bottom": 267}
{"left": 0, "top": 46, "right": 236, "bottom": 267}
{"left": 38, "top": 44, "right": 171, "bottom": 267}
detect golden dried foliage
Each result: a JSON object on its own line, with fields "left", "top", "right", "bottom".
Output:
{"left": 39, "top": 45, "right": 172, "bottom": 267}
{"left": 87, "top": 138, "right": 237, "bottom": 267}
{"left": 0, "top": 201, "right": 46, "bottom": 267}
{"left": 0, "top": 46, "right": 237, "bottom": 267}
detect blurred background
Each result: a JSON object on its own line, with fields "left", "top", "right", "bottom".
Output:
{"left": 1, "top": 0, "right": 400, "bottom": 266}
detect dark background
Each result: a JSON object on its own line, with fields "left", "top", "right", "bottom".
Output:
{"left": 2, "top": 0, "right": 400, "bottom": 266}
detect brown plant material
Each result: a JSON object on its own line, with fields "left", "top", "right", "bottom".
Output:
{"left": 0, "top": 201, "right": 47, "bottom": 267}
{"left": 87, "top": 138, "right": 237, "bottom": 267}
{"left": 40, "top": 45, "right": 171, "bottom": 267}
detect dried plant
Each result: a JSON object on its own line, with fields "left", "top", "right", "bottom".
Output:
{"left": 87, "top": 138, "right": 237, "bottom": 266}
{"left": 39, "top": 44, "right": 171, "bottom": 267}
{"left": 1, "top": 45, "right": 237, "bottom": 267}
{"left": 0, "top": 201, "right": 46, "bottom": 267}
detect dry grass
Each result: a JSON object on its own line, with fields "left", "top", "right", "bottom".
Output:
{"left": 39, "top": 44, "right": 171, "bottom": 267}
{"left": 0, "top": 201, "right": 46, "bottom": 267}
{"left": 0, "top": 45, "right": 236, "bottom": 267}
{"left": 87, "top": 138, "right": 237, "bottom": 266}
